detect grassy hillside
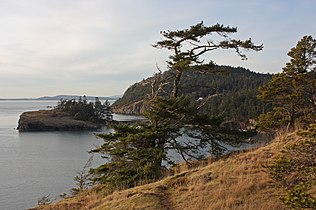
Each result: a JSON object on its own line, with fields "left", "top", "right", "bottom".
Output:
{"left": 33, "top": 132, "right": 312, "bottom": 210}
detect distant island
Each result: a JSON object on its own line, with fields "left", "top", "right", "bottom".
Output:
{"left": 17, "top": 110, "right": 102, "bottom": 132}
{"left": 0, "top": 94, "right": 122, "bottom": 101}
{"left": 17, "top": 96, "right": 114, "bottom": 132}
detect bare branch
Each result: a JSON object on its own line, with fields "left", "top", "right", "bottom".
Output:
{"left": 197, "top": 94, "right": 222, "bottom": 110}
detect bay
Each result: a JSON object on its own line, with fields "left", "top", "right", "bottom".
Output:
{"left": 0, "top": 100, "right": 129, "bottom": 210}
{"left": 0, "top": 100, "right": 268, "bottom": 209}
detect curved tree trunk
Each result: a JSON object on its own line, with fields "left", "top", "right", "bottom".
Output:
{"left": 171, "top": 70, "right": 182, "bottom": 98}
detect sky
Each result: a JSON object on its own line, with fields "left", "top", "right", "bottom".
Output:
{"left": 0, "top": 0, "right": 315, "bottom": 98}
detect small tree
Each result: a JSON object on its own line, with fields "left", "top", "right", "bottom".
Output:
{"left": 37, "top": 194, "right": 53, "bottom": 206}
{"left": 91, "top": 124, "right": 167, "bottom": 189}
{"left": 258, "top": 35, "right": 316, "bottom": 131}
{"left": 267, "top": 137, "right": 316, "bottom": 209}
{"left": 71, "top": 156, "right": 94, "bottom": 195}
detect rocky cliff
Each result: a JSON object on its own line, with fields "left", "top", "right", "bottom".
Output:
{"left": 17, "top": 110, "right": 102, "bottom": 132}
{"left": 112, "top": 99, "right": 146, "bottom": 114}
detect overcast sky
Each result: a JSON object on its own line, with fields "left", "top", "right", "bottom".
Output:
{"left": 0, "top": 0, "right": 315, "bottom": 98}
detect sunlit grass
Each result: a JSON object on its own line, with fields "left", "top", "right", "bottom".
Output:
{"left": 35, "top": 132, "right": 305, "bottom": 210}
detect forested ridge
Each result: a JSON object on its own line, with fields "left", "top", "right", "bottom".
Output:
{"left": 112, "top": 65, "right": 272, "bottom": 124}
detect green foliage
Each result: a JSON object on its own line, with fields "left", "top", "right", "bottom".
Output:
{"left": 37, "top": 194, "right": 53, "bottom": 206}
{"left": 91, "top": 22, "right": 261, "bottom": 191}
{"left": 153, "top": 21, "right": 263, "bottom": 97}
{"left": 91, "top": 124, "right": 166, "bottom": 189}
{"left": 144, "top": 96, "right": 194, "bottom": 127}
{"left": 267, "top": 137, "right": 316, "bottom": 209}
{"left": 92, "top": 96, "right": 254, "bottom": 189}
{"left": 91, "top": 97, "right": 192, "bottom": 188}
{"left": 153, "top": 21, "right": 263, "bottom": 69}
{"left": 145, "top": 96, "right": 254, "bottom": 159}
{"left": 71, "top": 156, "right": 94, "bottom": 195}
{"left": 297, "top": 123, "right": 316, "bottom": 138}
{"left": 113, "top": 65, "right": 271, "bottom": 125}
{"left": 258, "top": 35, "right": 316, "bottom": 131}
{"left": 56, "top": 96, "right": 112, "bottom": 124}
{"left": 257, "top": 108, "right": 290, "bottom": 131}
{"left": 282, "top": 183, "right": 316, "bottom": 209}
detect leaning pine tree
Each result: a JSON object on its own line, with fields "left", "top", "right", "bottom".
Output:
{"left": 91, "top": 21, "right": 263, "bottom": 189}
{"left": 153, "top": 21, "right": 263, "bottom": 97}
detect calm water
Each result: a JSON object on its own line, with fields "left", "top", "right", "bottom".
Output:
{"left": 0, "top": 100, "right": 135, "bottom": 210}
{"left": 0, "top": 100, "right": 268, "bottom": 210}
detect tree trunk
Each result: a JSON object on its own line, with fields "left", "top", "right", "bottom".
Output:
{"left": 287, "top": 104, "right": 296, "bottom": 131}
{"left": 151, "top": 140, "right": 166, "bottom": 180}
{"left": 171, "top": 70, "right": 182, "bottom": 98}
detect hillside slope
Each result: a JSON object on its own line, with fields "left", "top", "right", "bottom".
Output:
{"left": 35, "top": 132, "right": 310, "bottom": 210}
{"left": 112, "top": 65, "right": 272, "bottom": 124}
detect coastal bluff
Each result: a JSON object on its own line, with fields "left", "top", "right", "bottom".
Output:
{"left": 17, "top": 110, "right": 102, "bottom": 132}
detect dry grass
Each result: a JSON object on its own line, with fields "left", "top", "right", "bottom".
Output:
{"left": 34, "top": 132, "right": 305, "bottom": 210}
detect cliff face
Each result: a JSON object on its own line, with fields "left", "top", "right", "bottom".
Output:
{"left": 112, "top": 99, "right": 146, "bottom": 114}
{"left": 17, "top": 110, "right": 102, "bottom": 132}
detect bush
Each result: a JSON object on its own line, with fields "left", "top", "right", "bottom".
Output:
{"left": 267, "top": 136, "right": 316, "bottom": 209}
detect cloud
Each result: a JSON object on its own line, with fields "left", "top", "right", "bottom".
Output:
{"left": 0, "top": 0, "right": 315, "bottom": 97}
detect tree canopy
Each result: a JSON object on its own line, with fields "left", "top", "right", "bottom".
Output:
{"left": 91, "top": 22, "right": 262, "bottom": 190}
{"left": 91, "top": 96, "right": 254, "bottom": 188}
{"left": 258, "top": 35, "right": 316, "bottom": 131}
{"left": 112, "top": 65, "right": 272, "bottom": 126}
{"left": 153, "top": 21, "right": 263, "bottom": 97}
{"left": 56, "top": 96, "right": 112, "bottom": 124}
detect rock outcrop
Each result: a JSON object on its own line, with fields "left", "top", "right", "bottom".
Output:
{"left": 111, "top": 99, "right": 146, "bottom": 114}
{"left": 17, "top": 110, "right": 102, "bottom": 132}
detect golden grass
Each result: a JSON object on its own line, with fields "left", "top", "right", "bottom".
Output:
{"left": 34, "top": 132, "right": 305, "bottom": 210}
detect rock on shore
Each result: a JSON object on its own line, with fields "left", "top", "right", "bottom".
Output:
{"left": 17, "top": 110, "right": 102, "bottom": 132}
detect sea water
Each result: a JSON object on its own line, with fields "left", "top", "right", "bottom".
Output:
{"left": 0, "top": 100, "right": 268, "bottom": 209}
{"left": 0, "top": 100, "right": 130, "bottom": 210}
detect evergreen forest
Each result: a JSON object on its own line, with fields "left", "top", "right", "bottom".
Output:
{"left": 112, "top": 65, "right": 272, "bottom": 127}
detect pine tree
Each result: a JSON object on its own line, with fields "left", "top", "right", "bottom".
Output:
{"left": 91, "top": 22, "right": 262, "bottom": 189}
{"left": 258, "top": 35, "right": 316, "bottom": 131}
{"left": 91, "top": 96, "right": 253, "bottom": 188}
{"left": 153, "top": 21, "right": 263, "bottom": 97}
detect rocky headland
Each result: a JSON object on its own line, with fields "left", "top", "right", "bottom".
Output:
{"left": 17, "top": 110, "right": 103, "bottom": 132}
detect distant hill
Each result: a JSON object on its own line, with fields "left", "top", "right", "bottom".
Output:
{"left": 112, "top": 65, "right": 272, "bottom": 124}
{"left": 0, "top": 95, "right": 122, "bottom": 101}
{"left": 36, "top": 95, "right": 121, "bottom": 101}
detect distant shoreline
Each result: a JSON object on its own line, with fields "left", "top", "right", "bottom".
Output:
{"left": 0, "top": 94, "right": 121, "bottom": 101}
